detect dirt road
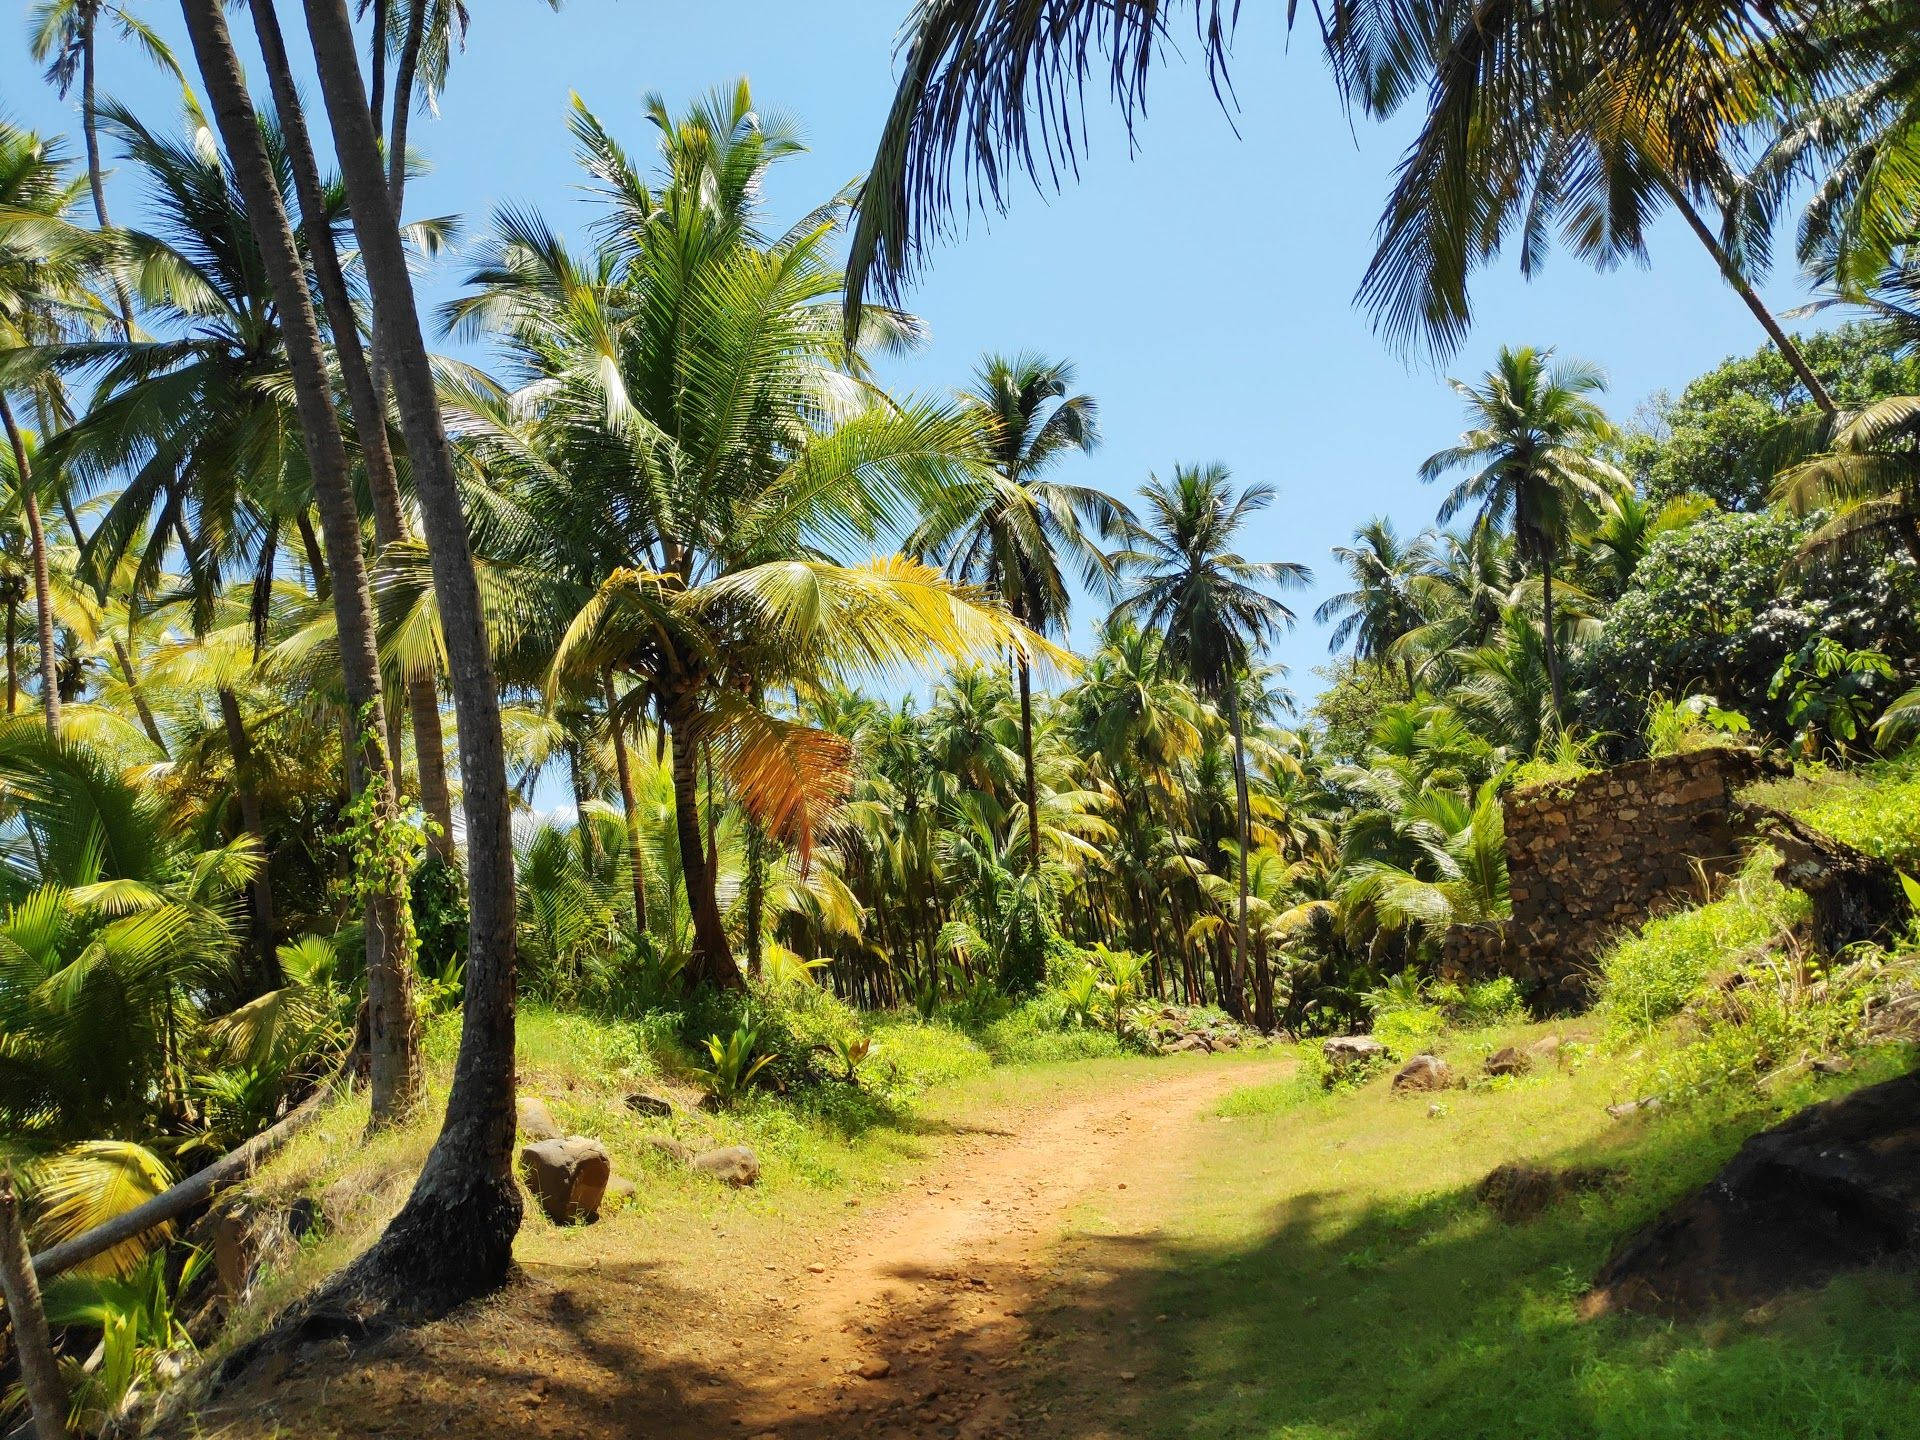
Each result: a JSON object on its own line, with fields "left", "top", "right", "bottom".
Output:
{"left": 197, "top": 1056, "right": 1277, "bottom": 1440}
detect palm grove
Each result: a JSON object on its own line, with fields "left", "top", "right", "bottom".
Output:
{"left": 1, "top": 0, "right": 1918, "bottom": 1393}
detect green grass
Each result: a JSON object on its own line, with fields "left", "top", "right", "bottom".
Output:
{"left": 1105, "top": 1022, "right": 1920, "bottom": 1440}
{"left": 1743, "top": 745, "right": 1920, "bottom": 870}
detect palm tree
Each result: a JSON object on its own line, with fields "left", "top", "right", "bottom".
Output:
{"left": 176, "top": 1, "right": 420, "bottom": 1128}
{"left": 914, "top": 352, "right": 1119, "bottom": 875}
{"left": 1115, "top": 463, "right": 1310, "bottom": 1021}
{"left": 29, "top": 0, "right": 185, "bottom": 329}
{"left": 1420, "top": 346, "right": 1623, "bottom": 720}
{"left": 290, "top": 0, "right": 526, "bottom": 1300}
{"left": 1315, "top": 518, "right": 1435, "bottom": 693}
{"left": 0, "top": 123, "right": 105, "bottom": 739}
{"left": 1773, "top": 395, "right": 1920, "bottom": 568}
{"left": 455, "top": 89, "right": 1054, "bottom": 993}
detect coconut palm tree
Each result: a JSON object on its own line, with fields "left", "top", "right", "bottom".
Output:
{"left": 455, "top": 89, "right": 1057, "bottom": 994}
{"left": 914, "top": 352, "right": 1117, "bottom": 878}
{"left": 0, "top": 123, "right": 107, "bottom": 740}
{"left": 1420, "top": 346, "right": 1623, "bottom": 720}
{"left": 29, "top": 0, "right": 186, "bottom": 329}
{"left": 175, "top": 0, "right": 420, "bottom": 1129}
{"left": 1315, "top": 518, "right": 1436, "bottom": 693}
{"left": 1115, "top": 462, "right": 1310, "bottom": 1021}
{"left": 1773, "top": 395, "right": 1920, "bottom": 567}
{"left": 285, "top": 0, "right": 526, "bottom": 1299}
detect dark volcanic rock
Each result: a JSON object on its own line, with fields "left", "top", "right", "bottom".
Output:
{"left": 1584, "top": 1070, "right": 1920, "bottom": 1316}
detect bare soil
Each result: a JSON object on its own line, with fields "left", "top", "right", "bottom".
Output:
{"left": 184, "top": 1057, "right": 1275, "bottom": 1440}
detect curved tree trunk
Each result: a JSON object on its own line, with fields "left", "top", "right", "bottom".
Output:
{"left": 179, "top": 0, "right": 419, "bottom": 1134}
{"left": 0, "top": 1174, "right": 65, "bottom": 1440}
{"left": 250, "top": 0, "right": 455, "bottom": 861}
{"left": 5, "top": 594, "right": 16, "bottom": 714}
{"left": 1662, "top": 178, "right": 1836, "bottom": 418}
{"left": 0, "top": 399, "right": 59, "bottom": 739}
{"left": 293, "top": 0, "right": 522, "bottom": 1299}
{"left": 664, "top": 691, "right": 741, "bottom": 990}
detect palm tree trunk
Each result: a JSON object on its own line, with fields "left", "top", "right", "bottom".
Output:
{"left": 1225, "top": 683, "right": 1253, "bottom": 1022}
{"left": 0, "top": 398, "right": 59, "bottom": 739}
{"left": 114, "top": 634, "right": 167, "bottom": 751}
{"left": 5, "top": 595, "right": 15, "bottom": 714}
{"left": 604, "top": 673, "right": 649, "bottom": 936}
{"left": 368, "top": 0, "right": 388, "bottom": 133}
{"left": 664, "top": 692, "right": 740, "bottom": 989}
{"left": 250, "top": 0, "right": 455, "bottom": 860}
{"left": 180, "top": 0, "right": 420, "bottom": 1135}
{"left": 292, "top": 0, "right": 523, "bottom": 1298}
{"left": 79, "top": 16, "right": 135, "bottom": 335}
{"left": 386, "top": 0, "right": 426, "bottom": 204}
{"left": 0, "top": 1174, "right": 65, "bottom": 1440}
{"left": 219, "top": 684, "right": 279, "bottom": 988}
{"left": 1661, "top": 178, "right": 1836, "bottom": 418}
{"left": 1540, "top": 561, "right": 1566, "bottom": 722}
{"left": 567, "top": 736, "right": 600, "bottom": 874}
{"left": 1016, "top": 656, "right": 1043, "bottom": 875}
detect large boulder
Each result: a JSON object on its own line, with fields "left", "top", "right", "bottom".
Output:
{"left": 516, "top": 1096, "right": 563, "bottom": 1143}
{"left": 1391, "top": 1054, "right": 1453, "bottom": 1092}
{"left": 691, "top": 1145, "right": 761, "bottom": 1187}
{"left": 520, "top": 1136, "right": 611, "bottom": 1223}
{"left": 1585, "top": 1070, "right": 1920, "bottom": 1316}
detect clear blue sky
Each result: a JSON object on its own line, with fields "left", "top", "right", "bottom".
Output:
{"left": 2, "top": 0, "right": 1827, "bottom": 701}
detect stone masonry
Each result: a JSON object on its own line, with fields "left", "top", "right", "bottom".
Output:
{"left": 1440, "top": 747, "right": 1785, "bottom": 1007}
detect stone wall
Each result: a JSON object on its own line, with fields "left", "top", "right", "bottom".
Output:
{"left": 1441, "top": 747, "right": 1784, "bottom": 1007}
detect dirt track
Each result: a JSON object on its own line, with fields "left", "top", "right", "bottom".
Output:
{"left": 195, "top": 1056, "right": 1275, "bottom": 1440}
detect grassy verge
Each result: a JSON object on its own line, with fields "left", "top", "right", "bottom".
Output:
{"left": 1102, "top": 1020, "right": 1917, "bottom": 1440}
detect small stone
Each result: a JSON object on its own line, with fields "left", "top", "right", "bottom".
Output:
{"left": 644, "top": 1136, "right": 696, "bottom": 1166}
{"left": 516, "top": 1096, "right": 563, "bottom": 1143}
{"left": 857, "top": 1358, "right": 892, "bottom": 1380}
{"left": 1391, "top": 1054, "right": 1453, "bottom": 1092}
{"left": 625, "top": 1091, "right": 675, "bottom": 1118}
{"left": 605, "top": 1175, "right": 637, "bottom": 1206}
{"left": 808, "top": 1263, "right": 827, "bottom": 1274}
{"left": 1484, "top": 1046, "right": 1531, "bottom": 1079}
{"left": 1119, "top": 1371, "right": 1138, "bottom": 1382}
{"left": 692, "top": 1145, "right": 761, "bottom": 1187}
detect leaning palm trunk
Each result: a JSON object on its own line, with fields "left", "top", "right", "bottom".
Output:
{"left": 1225, "top": 683, "right": 1254, "bottom": 1023}
{"left": 295, "top": 0, "right": 523, "bottom": 1298}
{"left": 1540, "top": 560, "right": 1566, "bottom": 721}
{"left": 665, "top": 690, "right": 741, "bottom": 989}
{"left": 249, "top": 0, "right": 455, "bottom": 861}
{"left": 603, "top": 674, "right": 649, "bottom": 935}
{"left": 0, "top": 397, "right": 59, "bottom": 738}
{"left": 0, "top": 1174, "right": 64, "bottom": 1440}
{"left": 178, "top": 0, "right": 420, "bottom": 1129}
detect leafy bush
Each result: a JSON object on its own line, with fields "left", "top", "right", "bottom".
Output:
{"left": 698, "top": 1021, "right": 776, "bottom": 1104}
{"left": 1431, "top": 975, "right": 1526, "bottom": 1028}
{"left": 1373, "top": 1004, "right": 1444, "bottom": 1057}
{"left": 1644, "top": 693, "right": 1751, "bottom": 758}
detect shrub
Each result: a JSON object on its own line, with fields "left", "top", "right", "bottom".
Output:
{"left": 1373, "top": 1004, "right": 1444, "bottom": 1058}
{"left": 1784, "top": 748, "right": 1920, "bottom": 869}
{"left": 1431, "top": 975, "right": 1526, "bottom": 1028}
{"left": 1598, "top": 859, "right": 1808, "bottom": 1037}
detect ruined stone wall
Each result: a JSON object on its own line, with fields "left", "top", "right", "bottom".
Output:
{"left": 1442, "top": 747, "right": 1782, "bottom": 1006}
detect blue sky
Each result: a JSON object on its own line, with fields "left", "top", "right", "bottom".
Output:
{"left": 2, "top": 0, "right": 1827, "bottom": 701}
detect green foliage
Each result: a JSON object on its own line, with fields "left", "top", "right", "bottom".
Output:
{"left": 1634, "top": 326, "right": 1920, "bottom": 511}
{"left": 409, "top": 851, "right": 469, "bottom": 984}
{"left": 697, "top": 1021, "right": 776, "bottom": 1105}
{"left": 1599, "top": 862, "right": 1809, "bottom": 1036}
{"left": 1432, "top": 975, "right": 1526, "bottom": 1027}
{"left": 1769, "top": 638, "right": 1898, "bottom": 757}
{"left": 1365, "top": 969, "right": 1446, "bottom": 1057}
{"left": 1773, "top": 748, "right": 1920, "bottom": 869}
{"left": 1644, "top": 693, "right": 1752, "bottom": 758}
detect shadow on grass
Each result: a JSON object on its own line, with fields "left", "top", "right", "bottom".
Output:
{"left": 182, "top": 1078, "right": 1920, "bottom": 1440}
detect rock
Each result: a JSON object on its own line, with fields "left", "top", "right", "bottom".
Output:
{"left": 1811, "top": 1054, "right": 1854, "bottom": 1076}
{"left": 1391, "top": 1054, "right": 1452, "bottom": 1092}
{"left": 1169, "top": 1034, "right": 1212, "bottom": 1054}
{"left": 1477, "top": 1162, "right": 1618, "bottom": 1222}
{"left": 1527, "top": 1034, "right": 1564, "bottom": 1063}
{"left": 519, "top": 1136, "right": 612, "bottom": 1223}
{"left": 516, "top": 1096, "right": 563, "bottom": 1143}
{"left": 856, "top": 1357, "right": 892, "bottom": 1380}
{"left": 1607, "top": 1096, "right": 1664, "bottom": 1120}
{"left": 644, "top": 1136, "right": 696, "bottom": 1166}
{"left": 1585, "top": 1070, "right": 1920, "bottom": 1316}
{"left": 691, "top": 1145, "right": 760, "bottom": 1187}
{"left": 1484, "top": 1046, "right": 1531, "bottom": 1079}
{"left": 605, "top": 1175, "right": 637, "bottom": 1207}
{"left": 211, "top": 1201, "right": 261, "bottom": 1299}
{"left": 1323, "top": 1035, "right": 1386, "bottom": 1065}
{"left": 624, "top": 1091, "right": 675, "bottom": 1118}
